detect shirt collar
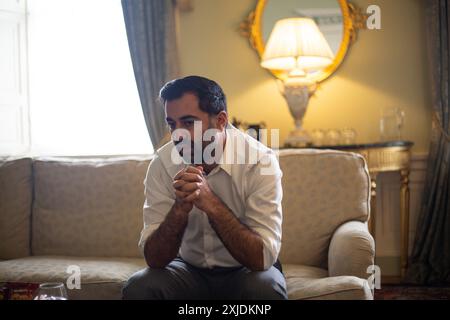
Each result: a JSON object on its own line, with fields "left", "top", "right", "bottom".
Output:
{"left": 217, "top": 123, "right": 247, "bottom": 176}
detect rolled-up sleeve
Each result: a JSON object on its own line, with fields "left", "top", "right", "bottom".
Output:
{"left": 138, "top": 155, "right": 175, "bottom": 256}
{"left": 243, "top": 153, "right": 283, "bottom": 270}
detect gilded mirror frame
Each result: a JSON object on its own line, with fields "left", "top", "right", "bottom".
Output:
{"left": 243, "top": 0, "right": 366, "bottom": 82}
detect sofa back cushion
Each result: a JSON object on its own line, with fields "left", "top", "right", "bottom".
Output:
{"left": 32, "top": 156, "right": 151, "bottom": 258}
{"left": 278, "top": 149, "right": 370, "bottom": 268}
{"left": 0, "top": 157, "right": 32, "bottom": 259}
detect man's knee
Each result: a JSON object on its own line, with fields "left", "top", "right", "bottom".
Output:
{"left": 239, "top": 268, "right": 288, "bottom": 300}
{"left": 122, "top": 268, "right": 168, "bottom": 300}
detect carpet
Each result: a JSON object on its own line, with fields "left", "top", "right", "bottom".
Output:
{"left": 375, "top": 285, "right": 450, "bottom": 300}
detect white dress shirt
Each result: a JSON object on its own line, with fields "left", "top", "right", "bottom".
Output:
{"left": 138, "top": 124, "right": 283, "bottom": 270}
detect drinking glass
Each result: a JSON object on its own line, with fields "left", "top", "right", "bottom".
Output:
{"left": 325, "top": 129, "right": 341, "bottom": 145}
{"left": 34, "top": 282, "right": 68, "bottom": 300}
{"left": 380, "top": 107, "right": 405, "bottom": 141}
{"left": 340, "top": 128, "right": 357, "bottom": 145}
{"left": 311, "top": 129, "right": 326, "bottom": 146}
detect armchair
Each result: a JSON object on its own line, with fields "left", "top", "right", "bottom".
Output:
{"left": 277, "top": 149, "right": 375, "bottom": 299}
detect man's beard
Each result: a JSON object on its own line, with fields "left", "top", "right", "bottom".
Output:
{"left": 174, "top": 122, "right": 220, "bottom": 165}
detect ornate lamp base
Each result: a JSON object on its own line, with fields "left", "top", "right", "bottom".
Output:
{"left": 278, "top": 76, "right": 316, "bottom": 148}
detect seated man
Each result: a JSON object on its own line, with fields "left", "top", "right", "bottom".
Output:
{"left": 122, "top": 75, "right": 287, "bottom": 300}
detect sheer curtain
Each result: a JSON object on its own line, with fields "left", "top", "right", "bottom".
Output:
{"left": 121, "top": 0, "right": 181, "bottom": 148}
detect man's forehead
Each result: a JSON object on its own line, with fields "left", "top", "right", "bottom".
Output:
{"left": 165, "top": 93, "right": 205, "bottom": 119}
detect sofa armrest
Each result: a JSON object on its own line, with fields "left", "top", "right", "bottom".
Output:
{"left": 328, "top": 221, "right": 375, "bottom": 279}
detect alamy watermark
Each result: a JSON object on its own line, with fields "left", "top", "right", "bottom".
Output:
{"left": 169, "top": 121, "right": 280, "bottom": 175}
{"left": 367, "top": 265, "right": 381, "bottom": 290}
{"left": 66, "top": 265, "right": 81, "bottom": 290}
{"left": 367, "top": 5, "right": 382, "bottom": 30}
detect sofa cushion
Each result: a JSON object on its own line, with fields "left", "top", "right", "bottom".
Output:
{"left": 0, "top": 157, "right": 32, "bottom": 259}
{"left": 32, "top": 156, "right": 151, "bottom": 258}
{"left": 0, "top": 256, "right": 146, "bottom": 300}
{"left": 283, "top": 264, "right": 373, "bottom": 300}
{"left": 0, "top": 258, "right": 371, "bottom": 300}
{"left": 278, "top": 149, "right": 371, "bottom": 268}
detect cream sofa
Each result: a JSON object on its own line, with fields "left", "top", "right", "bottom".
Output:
{"left": 0, "top": 149, "right": 374, "bottom": 299}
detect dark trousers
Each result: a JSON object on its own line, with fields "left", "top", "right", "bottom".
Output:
{"left": 122, "top": 257, "right": 288, "bottom": 300}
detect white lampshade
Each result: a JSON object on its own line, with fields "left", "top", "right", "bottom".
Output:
{"left": 261, "top": 17, "right": 335, "bottom": 72}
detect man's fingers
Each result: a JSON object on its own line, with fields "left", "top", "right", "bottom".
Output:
{"left": 174, "top": 166, "right": 203, "bottom": 181}
{"left": 178, "top": 173, "right": 202, "bottom": 182}
{"left": 185, "top": 166, "right": 203, "bottom": 175}
{"left": 175, "top": 189, "right": 189, "bottom": 199}
{"left": 184, "top": 189, "right": 200, "bottom": 202}
{"left": 173, "top": 179, "right": 187, "bottom": 189}
{"left": 179, "top": 182, "right": 200, "bottom": 193}
{"left": 174, "top": 180, "right": 199, "bottom": 192}
{"left": 175, "top": 188, "right": 199, "bottom": 203}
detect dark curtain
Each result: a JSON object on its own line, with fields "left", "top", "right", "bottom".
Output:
{"left": 121, "top": 0, "right": 180, "bottom": 148}
{"left": 405, "top": 0, "right": 450, "bottom": 285}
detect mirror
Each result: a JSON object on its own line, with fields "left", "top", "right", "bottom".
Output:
{"left": 245, "top": 0, "right": 363, "bottom": 82}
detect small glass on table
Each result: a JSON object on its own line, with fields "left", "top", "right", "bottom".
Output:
{"left": 34, "top": 283, "right": 68, "bottom": 300}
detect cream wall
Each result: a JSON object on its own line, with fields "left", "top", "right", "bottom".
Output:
{"left": 178, "top": 0, "right": 432, "bottom": 154}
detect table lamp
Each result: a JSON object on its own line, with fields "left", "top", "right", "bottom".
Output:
{"left": 261, "top": 17, "right": 334, "bottom": 147}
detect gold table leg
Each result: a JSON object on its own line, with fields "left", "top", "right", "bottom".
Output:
{"left": 369, "top": 173, "right": 378, "bottom": 239}
{"left": 400, "top": 169, "right": 410, "bottom": 279}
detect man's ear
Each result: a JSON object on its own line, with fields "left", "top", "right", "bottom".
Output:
{"left": 216, "top": 111, "right": 228, "bottom": 131}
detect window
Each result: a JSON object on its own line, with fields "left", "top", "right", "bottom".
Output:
{"left": 26, "top": 0, "right": 153, "bottom": 156}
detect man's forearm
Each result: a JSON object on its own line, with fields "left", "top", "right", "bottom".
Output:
{"left": 205, "top": 197, "right": 264, "bottom": 271}
{"left": 144, "top": 204, "right": 189, "bottom": 268}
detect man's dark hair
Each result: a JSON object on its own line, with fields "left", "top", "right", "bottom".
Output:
{"left": 159, "top": 76, "right": 227, "bottom": 115}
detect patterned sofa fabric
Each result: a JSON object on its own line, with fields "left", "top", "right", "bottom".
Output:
{"left": 0, "top": 257, "right": 371, "bottom": 300}
{"left": 0, "top": 256, "right": 146, "bottom": 300}
{"left": 277, "top": 149, "right": 371, "bottom": 269}
{"left": 31, "top": 157, "right": 151, "bottom": 258}
{"left": 0, "top": 157, "right": 33, "bottom": 260}
{"left": 0, "top": 150, "right": 374, "bottom": 300}
{"left": 283, "top": 264, "right": 373, "bottom": 300}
